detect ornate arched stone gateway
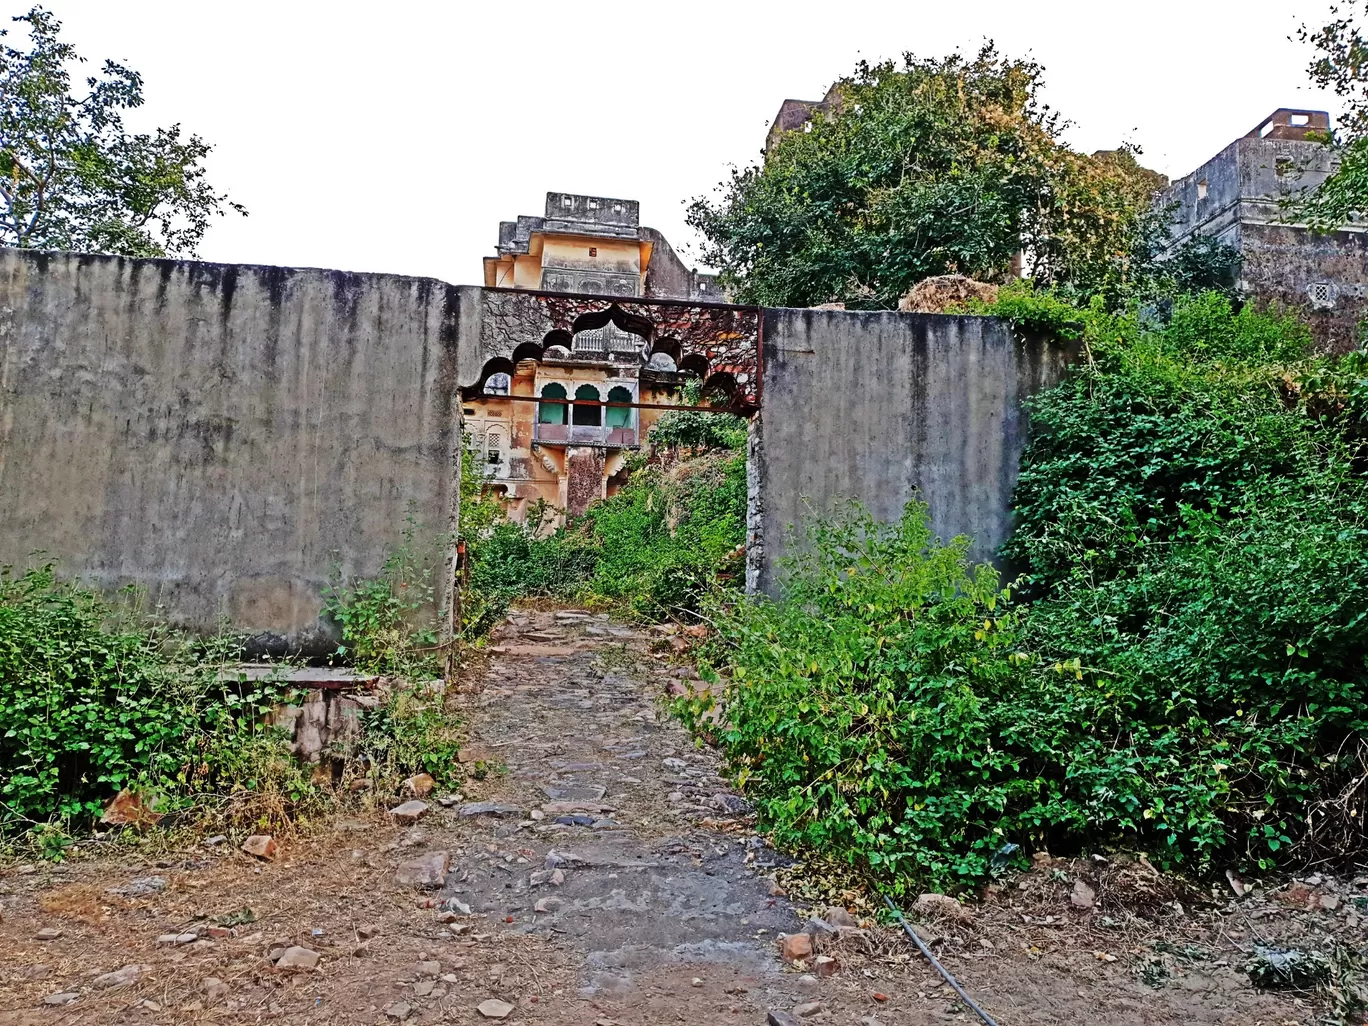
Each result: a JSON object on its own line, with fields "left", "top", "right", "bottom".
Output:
{"left": 471, "top": 288, "right": 762, "bottom": 414}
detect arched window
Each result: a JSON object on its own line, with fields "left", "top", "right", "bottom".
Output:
{"left": 538, "top": 382, "right": 568, "bottom": 425}
{"left": 486, "top": 428, "right": 503, "bottom": 467}
{"left": 572, "top": 384, "right": 601, "bottom": 427}
{"left": 605, "top": 385, "right": 633, "bottom": 428}
{"left": 485, "top": 372, "right": 511, "bottom": 396}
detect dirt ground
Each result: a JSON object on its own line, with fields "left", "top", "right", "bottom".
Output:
{"left": 1, "top": 609, "right": 1363, "bottom": 1025}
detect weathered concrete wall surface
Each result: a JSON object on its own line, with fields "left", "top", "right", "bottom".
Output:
{"left": 0, "top": 249, "right": 462, "bottom": 649}
{"left": 1240, "top": 222, "right": 1368, "bottom": 352}
{"left": 749, "top": 309, "right": 1076, "bottom": 595}
{"left": 0, "top": 249, "right": 1074, "bottom": 632}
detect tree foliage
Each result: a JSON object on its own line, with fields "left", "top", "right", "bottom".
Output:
{"left": 1297, "top": 4, "right": 1368, "bottom": 231}
{"left": 0, "top": 7, "right": 244, "bottom": 256}
{"left": 687, "top": 45, "right": 1163, "bottom": 309}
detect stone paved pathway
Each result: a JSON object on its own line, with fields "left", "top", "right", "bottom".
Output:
{"left": 447, "top": 608, "right": 816, "bottom": 1012}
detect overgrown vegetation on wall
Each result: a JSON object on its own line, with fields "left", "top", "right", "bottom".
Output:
{"left": 684, "top": 289, "right": 1368, "bottom": 891}
{"left": 466, "top": 406, "right": 749, "bottom": 621}
{"left": 321, "top": 518, "right": 444, "bottom": 678}
{"left": 0, "top": 559, "right": 463, "bottom": 849}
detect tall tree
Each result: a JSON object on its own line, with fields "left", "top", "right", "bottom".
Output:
{"left": 687, "top": 45, "right": 1162, "bottom": 309}
{"left": 1298, "top": 4, "right": 1368, "bottom": 231}
{"left": 0, "top": 6, "right": 244, "bottom": 257}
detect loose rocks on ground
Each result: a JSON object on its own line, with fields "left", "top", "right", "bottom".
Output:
{"left": 241, "top": 834, "right": 278, "bottom": 860}
{"left": 395, "top": 851, "right": 450, "bottom": 889}
{"left": 389, "top": 800, "right": 430, "bottom": 824}
{"left": 477, "top": 998, "right": 516, "bottom": 1019}
{"left": 273, "top": 946, "right": 321, "bottom": 969}
{"left": 92, "top": 965, "right": 141, "bottom": 989}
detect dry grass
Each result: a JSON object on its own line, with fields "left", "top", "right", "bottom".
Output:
{"left": 897, "top": 274, "right": 1000, "bottom": 313}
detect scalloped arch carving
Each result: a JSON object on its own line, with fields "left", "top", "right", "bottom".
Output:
{"left": 478, "top": 292, "right": 761, "bottom": 413}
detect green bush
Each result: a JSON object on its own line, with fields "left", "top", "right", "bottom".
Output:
{"left": 464, "top": 448, "right": 748, "bottom": 622}
{"left": 1021, "top": 483, "right": 1368, "bottom": 869}
{"left": 690, "top": 291, "right": 1368, "bottom": 890}
{"left": 0, "top": 562, "right": 470, "bottom": 843}
{"left": 648, "top": 407, "right": 749, "bottom": 452}
{"left": 581, "top": 451, "right": 747, "bottom": 618}
{"left": 693, "top": 497, "right": 1368, "bottom": 891}
{"left": 1002, "top": 294, "right": 1368, "bottom": 872}
{"left": 467, "top": 519, "right": 600, "bottom": 603}
{"left": 0, "top": 563, "right": 307, "bottom": 834}
{"left": 686, "top": 501, "right": 1046, "bottom": 888}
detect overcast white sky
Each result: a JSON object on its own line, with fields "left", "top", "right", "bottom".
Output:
{"left": 35, "top": 0, "right": 1345, "bottom": 283}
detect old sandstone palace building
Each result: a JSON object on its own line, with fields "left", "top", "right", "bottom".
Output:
{"left": 468, "top": 193, "right": 722, "bottom": 526}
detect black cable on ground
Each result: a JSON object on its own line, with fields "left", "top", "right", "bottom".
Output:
{"left": 882, "top": 893, "right": 1002, "bottom": 1026}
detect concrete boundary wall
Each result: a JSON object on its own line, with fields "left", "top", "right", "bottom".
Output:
{"left": 0, "top": 248, "right": 1074, "bottom": 640}
{"left": 0, "top": 249, "right": 463, "bottom": 650}
{"left": 748, "top": 309, "right": 1076, "bottom": 595}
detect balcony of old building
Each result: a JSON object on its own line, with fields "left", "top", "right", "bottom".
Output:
{"left": 533, "top": 382, "right": 638, "bottom": 447}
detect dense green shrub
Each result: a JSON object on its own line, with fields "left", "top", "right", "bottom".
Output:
{"left": 1022, "top": 483, "right": 1368, "bottom": 867}
{"left": 467, "top": 520, "right": 600, "bottom": 606}
{"left": 1298, "top": 349, "right": 1368, "bottom": 470}
{"left": 0, "top": 561, "right": 469, "bottom": 842}
{"left": 581, "top": 451, "right": 747, "bottom": 618}
{"left": 648, "top": 407, "right": 749, "bottom": 452}
{"left": 1002, "top": 293, "right": 1315, "bottom": 585}
{"left": 465, "top": 427, "right": 748, "bottom": 621}
{"left": 685, "top": 502, "right": 1045, "bottom": 888}
{"left": 690, "top": 291, "right": 1368, "bottom": 889}
{"left": 0, "top": 564, "right": 307, "bottom": 834}
{"left": 1002, "top": 292, "right": 1368, "bottom": 872}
